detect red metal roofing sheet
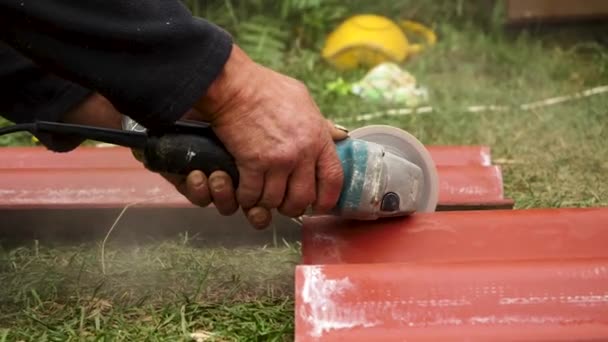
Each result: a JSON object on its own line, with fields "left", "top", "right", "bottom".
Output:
{"left": 0, "top": 166, "right": 511, "bottom": 209}
{"left": 301, "top": 207, "right": 608, "bottom": 265}
{"left": 0, "top": 145, "right": 492, "bottom": 169}
{"left": 296, "top": 207, "right": 608, "bottom": 340}
{"left": 425, "top": 145, "right": 492, "bottom": 166}
{"left": 0, "top": 169, "right": 185, "bottom": 209}
{"left": 0, "top": 147, "right": 141, "bottom": 169}
{"left": 295, "top": 260, "right": 608, "bottom": 341}
{"left": 436, "top": 165, "right": 512, "bottom": 209}
{"left": 0, "top": 146, "right": 511, "bottom": 209}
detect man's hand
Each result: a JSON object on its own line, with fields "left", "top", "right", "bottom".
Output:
{"left": 162, "top": 118, "right": 347, "bottom": 229}
{"left": 193, "top": 45, "right": 346, "bottom": 224}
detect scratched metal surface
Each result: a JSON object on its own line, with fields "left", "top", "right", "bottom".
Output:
{"left": 295, "top": 260, "right": 608, "bottom": 341}
{"left": 297, "top": 207, "right": 608, "bottom": 341}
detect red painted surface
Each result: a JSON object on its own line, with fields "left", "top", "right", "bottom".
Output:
{"left": 301, "top": 207, "right": 608, "bottom": 265}
{"left": 0, "top": 145, "right": 492, "bottom": 169}
{"left": 0, "top": 147, "right": 141, "bottom": 169}
{"left": 295, "top": 260, "right": 608, "bottom": 341}
{"left": 0, "top": 168, "right": 187, "bottom": 209}
{"left": 297, "top": 207, "right": 608, "bottom": 340}
{"left": 0, "top": 146, "right": 510, "bottom": 209}
{"left": 437, "top": 165, "right": 511, "bottom": 208}
{"left": 426, "top": 145, "right": 492, "bottom": 166}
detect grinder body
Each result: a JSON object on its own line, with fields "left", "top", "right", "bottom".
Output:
{"left": 333, "top": 138, "right": 426, "bottom": 219}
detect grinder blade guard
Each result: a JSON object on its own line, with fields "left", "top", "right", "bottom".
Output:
{"left": 348, "top": 124, "right": 439, "bottom": 215}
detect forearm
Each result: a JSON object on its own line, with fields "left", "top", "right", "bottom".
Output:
{"left": 0, "top": 0, "right": 232, "bottom": 130}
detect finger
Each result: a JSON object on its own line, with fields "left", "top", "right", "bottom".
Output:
{"left": 208, "top": 171, "right": 238, "bottom": 215}
{"left": 257, "top": 169, "right": 289, "bottom": 209}
{"left": 161, "top": 172, "right": 187, "bottom": 195}
{"left": 245, "top": 206, "right": 273, "bottom": 230}
{"left": 326, "top": 119, "right": 349, "bottom": 141}
{"left": 279, "top": 161, "right": 316, "bottom": 217}
{"left": 184, "top": 170, "right": 212, "bottom": 207}
{"left": 236, "top": 168, "right": 265, "bottom": 209}
{"left": 313, "top": 143, "right": 344, "bottom": 214}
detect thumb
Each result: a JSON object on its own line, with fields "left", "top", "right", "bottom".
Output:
{"left": 326, "top": 119, "right": 349, "bottom": 141}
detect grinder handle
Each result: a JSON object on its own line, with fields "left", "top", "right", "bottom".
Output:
{"left": 142, "top": 133, "right": 240, "bottom": 188}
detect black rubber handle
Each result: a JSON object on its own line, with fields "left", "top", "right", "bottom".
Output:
{"left": 142, "top": 133, "right": 240, "bottom": 187}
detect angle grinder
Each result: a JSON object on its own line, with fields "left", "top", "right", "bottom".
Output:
{"left": 122, "top": 116, "right": 439, "bottom": 219}
{"left": 0, "top": 117, "right": 439, "bottom": 219}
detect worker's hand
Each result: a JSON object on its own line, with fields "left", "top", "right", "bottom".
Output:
{"left": 168, "top": 119, "right": 348, "bottom": 229}
{"left": 192, "top": 44, "right": 347, "bottom": 227}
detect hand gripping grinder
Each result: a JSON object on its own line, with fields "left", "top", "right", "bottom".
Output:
{"left": 0, "top": 118, "right": 439, "bottom": 219}
{"left": 122, "top": 117, "right": 440, "bottom": 219}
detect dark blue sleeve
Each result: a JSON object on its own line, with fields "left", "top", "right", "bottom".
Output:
{"left": 0, "top": 0, "right": 233, "bottom": 132}
{"left": 0, "top": 41, "right": 92, "bottom": 151}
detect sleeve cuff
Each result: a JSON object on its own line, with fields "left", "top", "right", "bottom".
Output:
{"left": 31, "top": 83, "right": 94, "bottom": 152}
{"left": 136, "top": 21, "right": 234, "bottom": 130}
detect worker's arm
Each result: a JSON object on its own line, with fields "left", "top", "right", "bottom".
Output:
{"left": 0, "top": 0, "right": 232, "bottom": 131}
{"left": 0, "top": 42, "right": 95, "bottom": 151}
{"left": 0, "top": 0, "right": 346, "bottom": 225}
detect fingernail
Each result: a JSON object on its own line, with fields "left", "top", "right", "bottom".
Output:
{"left": 334, "top": 123, "right": 349, "bottom": 133}
{"left": 248, "top": 207, "right": 270, "bottom": 229}
{"left": 209, "top": 176, "right": 225, "bottom": 192}
{"left": 190, "top": 172, "right": 204, "bottom": 187}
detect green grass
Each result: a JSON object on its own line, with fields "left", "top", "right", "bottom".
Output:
{"left": 2, "top": 1, "right": 608, "bottom": 340}
{"left": 0, "top": 239, "right": 299, "bottom": 341}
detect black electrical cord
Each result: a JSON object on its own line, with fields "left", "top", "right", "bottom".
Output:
{"left": 0, "top": 120, "right": 220, "bottom": 151}
{"left": 0, "top": 123, "right": 35, "bottom": 136}
{"left": 0, "top": 121, "right": 148, "bottom": 149}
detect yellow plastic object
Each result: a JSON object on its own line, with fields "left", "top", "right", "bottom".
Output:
{"left": 322, "top": 15, "right": 436, "bottom": 70}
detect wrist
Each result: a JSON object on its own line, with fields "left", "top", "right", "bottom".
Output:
{"left": 62, "top": 92, "right": 123, "bottom": 129}
{"left": 193, "top": 44, "right": 258, "bottom": 123}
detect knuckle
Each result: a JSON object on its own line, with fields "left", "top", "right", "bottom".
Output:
{"left": 278, "top": 206, "right": 303, "bottom": 218}
{"left": 324, "top": 160, "right": 344, "bottom": 184}
{"left": 259, "top": 196, "right": 281, "bottom": 209}
{"left": 301, "top": 189, "right": 316, "bottom": 207}
{"left": 268, "top": 151, "right": 297, "bottom": 169}
{"left": 280, "top": 191, "right": 314, "bottom": 217}
{"left": 237, "top": 188, "right": 260, "bottom": 207}
{"left": 315, "top": 198, "right": 335, "bottom": 212}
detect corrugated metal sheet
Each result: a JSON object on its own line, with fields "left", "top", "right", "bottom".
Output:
{"left": 295, "top": 261, "right": 608, "bottom": 341}
{"left": 1, "top": 146, "right": 606, "bottom": 340}
{"left": 0, "top": 146, "right": 512, "bottom": 209}
{"left": 296, "top": 208, "right": 608, "bottom": 341}
{"left": 0, "top": 145, "right": 493, "bottom": 168}
{"left": 301, "top": 208, "right": 608, "bottom": 265}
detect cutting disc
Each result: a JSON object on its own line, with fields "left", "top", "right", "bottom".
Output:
{"left": 350, "top": 125, "right": 439, "bottom": 212}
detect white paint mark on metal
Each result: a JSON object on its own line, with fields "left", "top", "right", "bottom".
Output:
{"left": 468, "top": 315, "right": 577, "bottom": 325}
{"left": 499, "top": 293, "right": 608, "bottom": 306}
{"left": 442, "top": 184, "right": 491, "bottom": 196}
{"left": 2, "top": 187, "right": 181, "bottom": 204}
{"left": 146, "top": 187, "right": 163, "bottom": 196}
{"left": 481, "top": 152, "right": 492, "bottom": 166}
{"left": 407, "top": 223, "right": 456, "bottom": 234}
{"left": 300, "top": 266, "right": 378, "bottom": 339}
